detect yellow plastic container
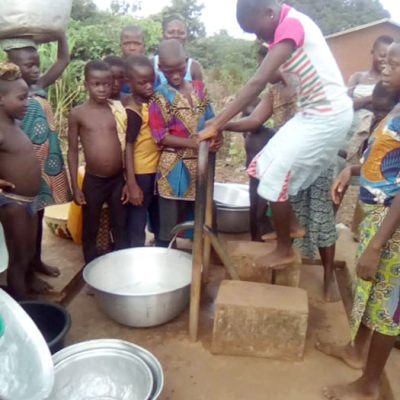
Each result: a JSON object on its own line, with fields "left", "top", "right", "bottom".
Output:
{"left": 67, "top": 166, "right": 85, "bottom": 244}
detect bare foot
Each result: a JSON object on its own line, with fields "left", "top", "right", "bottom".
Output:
{"left": 27, "top": 274, "right": 53, "bottom": 294}
{"left": 316, "top": 341, "right": 363, "bottom": 369}
{"left": 256, "top": 246, "right": 298, "bottom": 270}
{"left": 323, "top": 380, "right": 379, "bottom": 400}
{"left": 324, "top": 274, "right": 341, "bottom": 303}
{"left": 261, "top": 227, "right": 306, "bottom": 241}
{"left": 32, "top": 261, "right": 60, "bottom": 277}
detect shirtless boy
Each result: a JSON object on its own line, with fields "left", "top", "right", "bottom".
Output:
{"left": 0, "top": 63, "right": 41, "bottom": 299}
{"left": 67, "top": 61, "right": 128, "bottom": 264}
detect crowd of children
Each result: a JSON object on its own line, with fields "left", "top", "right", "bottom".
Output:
{"left": 0, "top": 14, "right": 215, "bottom": 297}
{"left": 0, "top": 1, "right": 399, "bottom": 398}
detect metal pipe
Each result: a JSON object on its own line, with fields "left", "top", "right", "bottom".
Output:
{"left": 171, "top": 222, "right": 240, "bottom": 281}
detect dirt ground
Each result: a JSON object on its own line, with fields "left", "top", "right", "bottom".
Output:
{"left": 28, "top": 225, "right": 393, "bottom": 400}
{"left": 1, "top": 219, "right": 399, "bottom": 399}
{"left": 67, "top": 263, "right": 361, "bottom": 400}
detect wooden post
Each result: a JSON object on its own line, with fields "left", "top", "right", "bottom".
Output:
{"left": 190, "top": 141, "right": 209, "bottom": 341}
{"left": 203, "top": 153, "right": 215, "bottom": 282}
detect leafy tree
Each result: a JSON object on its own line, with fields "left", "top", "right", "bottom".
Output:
{"left": 71, "top": 0, "right": 98, "bottom": 22}
{"left": 161, "top": 0, "right": 206, "bottom": 40}
{"left": 110, "top": 0, "right": 143, "bottom": 16}
{"left": 110, "top": 0, "right": 130, "bottom": 16}
{"left": 286, "top": 0, "right": 390, "bottom": 35}
{"left": 188, "top": 30, "right": 257, "bottom": 93}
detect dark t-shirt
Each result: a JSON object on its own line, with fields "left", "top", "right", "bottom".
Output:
{"left": 126, "top": 109, "right": 143, "bottom": 144}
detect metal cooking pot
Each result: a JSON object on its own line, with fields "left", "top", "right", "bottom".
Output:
{"left": 50, "top": 339, "right": 164, "bottom": 400}
{"left": 49, "top": 339, "right": 154, "bottom": 400}
{"left": 216, "top": 206, "right": 250, "bottom": 233}
{"left": 83, "top": 248, "right": 192, "bottom": 328}
{"left": 214, "top": 182, "right": 250, "bottom": 208}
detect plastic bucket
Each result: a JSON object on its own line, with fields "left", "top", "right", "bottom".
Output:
{"left": 19, "top": 301, "right": 71, "bottom": 354}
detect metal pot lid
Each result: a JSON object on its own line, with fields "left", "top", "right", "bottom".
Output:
{"left": 0, "top": 289, "right": 54, "bottom": 400}
{"left": 214, "top": 182, "right": 250, "bottom": 208}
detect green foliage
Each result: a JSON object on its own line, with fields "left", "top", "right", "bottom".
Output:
{"left": 161, "top": 0, "right": 206, "bottom": 40}
{"left": 71, "top": 0, "right": 98, "bottom": 22}
{"left": 110, "top": 0, "right": 143, "bottom": 16}
{"left": 286, "top": 0, "right": 390, "bottom": 35}
{"left": 68, "top": 16, "right": 162, "bottom": 62}
{"left": 188, "top": 31, "right": 257, "bottom": 97}
{"left": 228, "top": 139, "right": 246, "bottom": 165}
{"left": 38, "top": 39, "right": 85, "bottom": 136}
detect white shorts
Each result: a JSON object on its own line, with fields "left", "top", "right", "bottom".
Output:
{"left": 248, "top": 108, "right": 353, "bottom": 202}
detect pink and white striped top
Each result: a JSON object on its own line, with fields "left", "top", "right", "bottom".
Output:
{"left": 271, "top": 5, "right": 350, "bottom": 116}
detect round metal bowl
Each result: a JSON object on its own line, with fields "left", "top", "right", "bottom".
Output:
{"left": 216, "top": 206, "right": 250, "bottom": 233}
{"left": 83, "top": 248, "right": 192, "bottom": 327}
{"left": 51, "top": 339, "right": 164, "bottom": 400}
{"left": 49, "top": 339, "right": 154, "bottom": 400}
{"left": 214, "top": 182, "right": 250, "bottom": 208}
{"left": 0, "top": 290, "right": 54, "bottom": 400}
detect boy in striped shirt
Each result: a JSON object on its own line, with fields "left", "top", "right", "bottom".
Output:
{"left": 200, "top": 0, "right": 353, "bottom": 269}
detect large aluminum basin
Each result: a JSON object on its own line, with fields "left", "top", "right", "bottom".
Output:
{"left": 83, "top": 248, "right": 192, "bottom": 328}
{"left": 49, "top": 339, "right": 154, "bottom": 400}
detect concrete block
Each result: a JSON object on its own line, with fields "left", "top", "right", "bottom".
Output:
{"left": 212, "top": 280, "right": 309, "bottom": 361}
{"left": 226, "top": 241, "right": 274, "bottom": 283}
{"left": 274, "top": 264, "right": 301, "bottom": 288}
{"left": 226, "top": 241, "right": 301, "bottom": 287}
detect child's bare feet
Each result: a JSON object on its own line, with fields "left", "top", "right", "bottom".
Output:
{"left": 32, "top": 261, "right": 60, "bottom": 277}
{"left": 323, "top": 379, "right": 379, "bottom": 400}
{"left": 315, "top": 341, "right": 364, "bottom": 369}
{"left": 261, "top": 227, "right": 306, "bottom": 241}
{"left": 27, "top": 273, "right": 53, "bottom": 294}
{"left": 324, "top": 272, "right": 341, "bottom": 303}
{"left": 256, "top": 245, "right": 298, "bottom": 270}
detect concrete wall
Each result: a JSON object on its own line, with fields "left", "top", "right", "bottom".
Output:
{"left": 327, "top": 23, "right": 400, "bottom": 84}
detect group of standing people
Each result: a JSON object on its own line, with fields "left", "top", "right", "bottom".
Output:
{"left": 0, "top": 13, "right": 216, "bottom": 297}
{"left": 0, "top": 1, "right": 399, "bottom": 399}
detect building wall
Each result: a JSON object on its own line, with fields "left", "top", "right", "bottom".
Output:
{"left": 327, "top": 23, "right": 400, "bottom": 84}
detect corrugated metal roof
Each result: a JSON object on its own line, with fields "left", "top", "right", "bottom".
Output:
{"left": 326, "top": 18, "right": 400, "bottom": 39}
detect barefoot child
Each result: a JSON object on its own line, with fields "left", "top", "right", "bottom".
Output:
{"left": 124, "top": 55, "right": 161, "bottom": 247}
{"left": 68, "top": 61, "right": 128, "bottom": 264}
{"left": 319, "top": 40, "right": 400, "bottom": 400}
{"left": 0, "top": 63, "right": 41, "bottom": 299}
{"left": 149, "top": 39, "right": 216, "bottom": 247}
{"left": 200, "top": 0, "right": 353, "bottom": 269}
{"left": 3, "top": 34, "right": 71, "bottom": 289}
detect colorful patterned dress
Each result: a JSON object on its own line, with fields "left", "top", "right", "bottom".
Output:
{"left": 149, "top": 81, "right": 214, "bottom": 241}
{"left": 149, "top": 81, "right": 214, "bottom": 201}
{"left": 21, "top": 93, "right": 71, "bottom": 210}
{"left": 350, "top": 113, "right": 400, "bottom": 338}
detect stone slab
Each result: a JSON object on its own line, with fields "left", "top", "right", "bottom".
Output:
{"left": 212, "top": 280, "right": 309, "bottom": 360}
